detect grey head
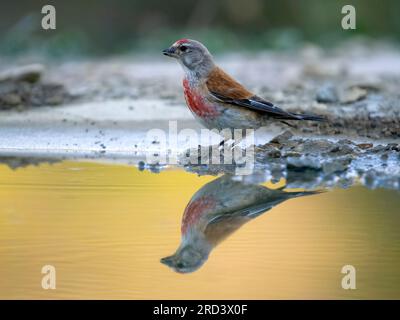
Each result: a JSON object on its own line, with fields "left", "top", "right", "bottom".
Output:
{"left": 162, "top": 39, "right": 215, "bottom": 77}
{"left": 160, "top": 244, "right": 209, "bottom": 274}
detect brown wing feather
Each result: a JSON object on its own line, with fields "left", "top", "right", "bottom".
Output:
{"left": 206, "top": 67, "right": 253, "bottom": 100}
{"left": 206, "top": 67, "right": 326, "bottom": 122}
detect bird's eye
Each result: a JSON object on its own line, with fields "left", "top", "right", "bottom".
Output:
{"left": 177, "top": 262, "right": 184, "bottom": 268}
{"left": 180, "top": 45, "right": 188, "bottom": 52}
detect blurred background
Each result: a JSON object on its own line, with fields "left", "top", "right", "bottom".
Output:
{"left": 0, "top": 0, "right": 399, "bottom": 58}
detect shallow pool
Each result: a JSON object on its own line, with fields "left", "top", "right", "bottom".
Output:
{"left": 0, "top": 160, "right": 399, "bottom": 299}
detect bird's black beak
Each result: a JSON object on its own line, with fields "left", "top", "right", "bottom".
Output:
{"left": 162, "top": 47, "right": 176, "bottom": 57}
{"left": 160, "top": 256, "right": 174, "bottom": 266}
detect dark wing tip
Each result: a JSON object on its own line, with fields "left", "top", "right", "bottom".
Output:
{"left": 211, "top": 92, "right": 327, "bottom": 122}
{"left": 293, "top": 113, "right": 327, "bottom": 122}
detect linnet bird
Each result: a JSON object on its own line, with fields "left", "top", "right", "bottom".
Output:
{"left": 161, "top": 174, "right": 321, "bottom": 273}
{"left": 163, "top": 39, "right": 325, "bottom": 133}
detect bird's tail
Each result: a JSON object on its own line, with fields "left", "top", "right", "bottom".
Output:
{"left": 292, "top": 112, "right": 327, "bottom": 122}
{"left": 285, "top": 189, "right": 326, "bottom": 198}
{"left": 276, "top": 185, "right": 325, "bottom": 195}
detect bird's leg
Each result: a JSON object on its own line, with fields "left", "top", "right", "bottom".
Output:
{"left": 231, "top": 135, "right": 245, "bottom": 150}
{"left": 218, "top": 138, "right": 235, "bottom": 149}
{"left": 218, "top": 130, "right": 235, "bottom": 150}
{"left": 231, "top": 128, "right": 250, "bottom": 150}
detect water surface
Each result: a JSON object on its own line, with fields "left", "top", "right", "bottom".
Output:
{"left": 0, "top": 161, "right": 399, "bottom": 299}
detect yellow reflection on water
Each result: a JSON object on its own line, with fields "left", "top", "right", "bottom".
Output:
{"left": 0, "top": 161, "right": 399, "bottom": 299}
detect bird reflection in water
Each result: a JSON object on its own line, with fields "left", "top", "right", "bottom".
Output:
{"left": 161, "top": 174, "right": 322, "bottom": 273}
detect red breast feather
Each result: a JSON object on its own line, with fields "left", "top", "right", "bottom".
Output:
{"left": 181, "top": 195, "right": 216, "bottom": 234}
{"left": 183, "top": 79, "right": 219, "bottom": 118}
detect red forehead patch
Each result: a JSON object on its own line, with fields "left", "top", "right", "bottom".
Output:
{"left": 174, "top": 38, "right": 189, "bottom": 46}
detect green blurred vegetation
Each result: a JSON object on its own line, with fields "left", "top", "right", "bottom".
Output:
{"left": 0, "top": 0, "right": 399, "bottom": 58}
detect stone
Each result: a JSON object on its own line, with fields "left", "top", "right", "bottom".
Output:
{"left": 327, "top": 144, "right": 354, "bottom": 156}
{"left": 302, "top": 139, "right": 336, "bottom": 154}
{"left": 339, "top": 86, "right": 367, "bottom": 104}
{"left": 357, "top": 143, "right": 373, "bottom": 150}
{"left": 270, "top": 130, "right": 293, "bottom": 144}
{"left": 0, "top": 93, "right": 21, "bottom": 106}
{"left": 322, "top": 158, "right": 352, "bottom": 174}
{"left": 0, "top": 64, "right": 44, "bottom": 83}
{"left": 316, "top": 84, "right": 339, "bottom": 103}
